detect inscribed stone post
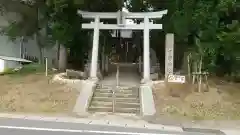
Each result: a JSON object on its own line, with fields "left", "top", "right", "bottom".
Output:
{"left": 165, "top": 34, "right": 174, "bottom": 79}
{"left": 150, "top": 48, "right": 157, "bottom": 73}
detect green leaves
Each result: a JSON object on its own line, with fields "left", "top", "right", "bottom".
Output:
{"left": 0, "top": 0, "right": 238, "bottom": 75}
{"left": 217, "top": 20, "right": 240, "bottom": 57}
{"left": 146, "top": 0, "right": 239, "bottom": 76}
{"left": 0, "top": 0, "right": 45, "bottom": 40}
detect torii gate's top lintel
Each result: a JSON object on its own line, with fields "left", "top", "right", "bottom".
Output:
{"left": 78, "top": 10, "right": 168, "bottom": 19}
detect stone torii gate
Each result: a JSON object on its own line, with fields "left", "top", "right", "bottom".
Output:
{"left": 78, "top": 10, "right": 168, "bottom": 83}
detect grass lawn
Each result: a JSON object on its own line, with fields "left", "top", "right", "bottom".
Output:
{"left": 153, "top": 78, "right": 240, "bottom": 120}
{"left": 0, "top": 64, "right": 79, "bottom": 115}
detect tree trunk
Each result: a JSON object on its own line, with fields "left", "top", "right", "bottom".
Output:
{"left": 20, "top": 36, "right": 24, "bottom": 58}
{"left": 198, "top": 55, "right": 203, "bottom": 92}
{"left": 35, "top": 33, "right": 44, "bottom": 64}
{"left": 58, "top": 44, "right": 67, "bottom": 71}
{"left": 38, "top": 47, "right": 44, "bottom": 64}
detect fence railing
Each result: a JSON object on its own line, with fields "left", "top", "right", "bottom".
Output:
{"left": 109, "top": 62, "right": 139, "bottom": 113}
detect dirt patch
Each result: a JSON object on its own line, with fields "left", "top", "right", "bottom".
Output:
{"left": 153, "top": 80, "right": 240, "bottom": 120}
{"left": 0, "top": 73, "right": 79, "bottom": 114}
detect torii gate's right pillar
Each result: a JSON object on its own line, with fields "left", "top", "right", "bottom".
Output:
{"left": 142, "top": 16, "right": 151, "bottom": 82}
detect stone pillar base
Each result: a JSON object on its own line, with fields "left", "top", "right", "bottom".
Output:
{"left": 140, "top": 83, "right": 156, "bottom": 117}
{"left": 88, "top": 77, "right": 98, "bottom": 82}
{"left": 141, "top": 78, "right": 152, "bottom": 84}
{"left": 72, "top": 80, "right": 96, "bottom": 115}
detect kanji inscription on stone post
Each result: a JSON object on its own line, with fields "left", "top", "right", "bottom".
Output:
{"left": 165, "top": 33, "right": 174, "bottom": 78}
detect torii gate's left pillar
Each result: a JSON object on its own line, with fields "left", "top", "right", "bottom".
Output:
{"left": 89, "top": 16, "right": 100, "bottom": 80}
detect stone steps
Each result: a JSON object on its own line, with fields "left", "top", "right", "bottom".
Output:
{"left": 92, "top": 97, "right": 140, "bottom": 103}
{"left": 91, "top": 101, "right": 140, "bottom": 108}
{"left": 88, "top": 85, "right": 140, "bottom": 114}
{"left": 94, "top": 92, "right": 138, "bottom": 98}
{"left": 88, "top": 106, "right": 140, "bottom": 114}
{"left": 95, "top": 88, "right": 137, "bottom": 94}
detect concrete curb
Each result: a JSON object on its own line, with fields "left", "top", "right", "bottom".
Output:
{"left": 183, "top": 127, "right": 226, "bottom": 135}
{"left": 0, "top": 113, "right": 182, "bottom": 131}
{"left": 0, "top": 113, "right": 236, "bottom": 134}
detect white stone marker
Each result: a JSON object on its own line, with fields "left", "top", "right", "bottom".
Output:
{"left": 165, "top": 33, "right": 174, "bottom": 79}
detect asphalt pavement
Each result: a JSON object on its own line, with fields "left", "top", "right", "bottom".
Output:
{"left": 0, "top": 117, "right": 224, "bottom": 135}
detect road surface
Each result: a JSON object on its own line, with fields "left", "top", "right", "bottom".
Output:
{"left": 0, "top": 117, "right": 223, "bottom": 135}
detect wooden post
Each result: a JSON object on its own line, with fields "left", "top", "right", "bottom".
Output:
{"left": 139, "top": 56, "right": 142, "bottom": 73}
{"left": 198, "top": 56, "right": 203, "bottom": 92}
{"left": 187, "top": 54, "right": 191, "bottom": 82}
{"left": 101, "top": 40, "right": 105, "bottom": 73}
{"left": 45, "top": 57, "right": 48, "bottom": 76}
{"left": 116, "top": 64, "right": 120, "bottom": 87}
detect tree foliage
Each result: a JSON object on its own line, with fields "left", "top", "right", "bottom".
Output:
{"left": 144, "top": 0, "right": 240, "bottom": 78}
{"left": 0, "top": 0, "right": 239, "bottom": 78}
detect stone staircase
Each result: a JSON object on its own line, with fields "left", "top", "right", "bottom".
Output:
{"left": 88, "top": 84, "right": 140, "bottom": 114}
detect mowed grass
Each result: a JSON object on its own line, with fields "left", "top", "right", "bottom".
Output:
{"left": 0, "top": 64, "right": 79, "bottom": 114}
{"left": 153, "top": 79, "right": 240, "bottom": 120}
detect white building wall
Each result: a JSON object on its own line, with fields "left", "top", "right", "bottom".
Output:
{"left": 23, "top": 38, "right": 58, "bottom": 67}
{"left": 0, "top": 59, "right": 5, "bottom": 72}
{"left": 0, "top": 13, "right": 58, "bottom": 68}
{"left": 0, "top": 35, "right": 21, "bottom": 58}
{"left": 43, "top": 45, "right": 58, "bottom": 67}
{"left": 5, "top": 60, "right": 21, "bottom": 70}
{"left": 0, "top": 14, "right": 21, "bottom": 58}
{"left": 22, "top": 38, "right": 40, "bottom": 59}
{"left": 0, "top": 59, "right": 21, "bottom": 73}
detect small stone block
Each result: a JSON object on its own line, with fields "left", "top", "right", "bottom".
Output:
{"left": 108, "top": 121, "right": 128, "bottom": 127}
{"left": 89, "top": 119, "right": 109, "bottom": 125}
{"left": 145, "top": 123, "right": 183, "bottom": 132}
{"left": 24, "top": 115, "right": 43, "bottom": 121}
{"left": 0, "top": 113, "right": 13, "bottom": 118}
